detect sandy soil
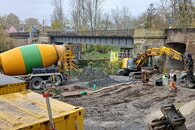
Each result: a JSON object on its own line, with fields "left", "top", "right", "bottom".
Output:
{"left": 59, "top": 76, "right": 195, "bottom": 130}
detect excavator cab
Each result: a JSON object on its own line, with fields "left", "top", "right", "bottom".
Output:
{"left": 118, "top": 55, "right": 154, "bottom": 76}
{"left": 117, "top": 58, "right": 137, "bottom": 76}
{"left": 121, "top": 58, "right": 137, "bottom": 70}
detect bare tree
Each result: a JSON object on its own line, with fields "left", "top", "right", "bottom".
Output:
{"left": 69, "top": 0, "right": 103, "bottom": 33}
{"left": 93, "top": 0, "right": 104, "bottom": 27}
{"left": 155, "top": 0, "right": 195, "bottom": 28}
{"left": 99, "top": 12, "right": 112, "bottom": 30}
{"left": 0, "top": 15, "right": 7, "bottom": 29}
{"left": 51, "top": 0, "right": 65, "bottom": 29}
{"left": 0, "top": 27, "right": 13, "bottom": 52}
{"left": 111, "top": 7, "right": 121, "bottom": 27}
{"left": 69, "top": 0, "right": 79, "bottom": 31}
{"left": 6, "top": 13, "right": 20, "bottom": 29}
{"left": 25, "top": 18, "right": 41, "bottom": 26}
{"left": 121, "top": 6, "right": 132, "bottom": 29}
{"left": 178, "top": 0, "right": 195, "bottom": 27}
{"left": 148, "top": 0, "right": 170, "bottom": 28}
{"left": 86, "top": 0, "right": 94, "bottom": 32}
{"left": 86, "top": 0, "right": 104, "bottom": 34}
{"left": 69, "top": 0, "right": 88, "bottom": 31}
{"left": 110, "top": 6, "right": 133, "bottom": 29}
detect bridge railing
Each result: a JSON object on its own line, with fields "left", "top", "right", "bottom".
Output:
{"left": 47, "top": 29, "right": 134, "bottom": 37}
{"left": 9, "top": 31, "right": 39, "bottom": 37}
{"left": 9, "top": 29, "right": 134, "bottom": 37}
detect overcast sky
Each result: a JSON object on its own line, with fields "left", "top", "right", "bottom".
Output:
{"left": 0, "top": 0, "right": 159, "bottom": 25}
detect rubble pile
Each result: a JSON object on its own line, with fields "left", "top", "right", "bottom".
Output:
{"left": 88, "top": 77, "right": 120, "bottom": 88}
{"left": 78, "top": 68, "right": 109, "bottom": 82}
{"left": 77, "top": 68, "right": 139, "bottom": 88}
{"left": 0, "top": 74, "right": 24, "bottom": 85}
{"left": 88, "top": 76, "right": 138, "bottom": 88}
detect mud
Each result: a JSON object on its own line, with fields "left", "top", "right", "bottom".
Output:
{"left": 60, "top": 76, "right": 195, "bottom": 130}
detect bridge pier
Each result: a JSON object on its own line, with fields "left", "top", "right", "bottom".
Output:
{"left": 38, "top": 31, "right": 50, "bottom": 44}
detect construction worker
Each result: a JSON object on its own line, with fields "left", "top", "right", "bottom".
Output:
{"left": 169, "top": 69, "right": 177, "bottom": 91}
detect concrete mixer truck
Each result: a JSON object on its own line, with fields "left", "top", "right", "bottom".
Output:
{"left": 0, "top": 44, "right": 79, "bottom": 90}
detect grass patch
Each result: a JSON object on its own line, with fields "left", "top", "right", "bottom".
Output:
{"left": 85, "top": 51, "right": 109, "bottom": 59}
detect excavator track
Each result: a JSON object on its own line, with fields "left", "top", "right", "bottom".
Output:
{"left": 179, "top": 53, "right": 195, "bottom": 88}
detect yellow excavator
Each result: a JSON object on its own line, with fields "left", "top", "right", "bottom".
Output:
{"left": 117, "top": 46, "right": 195, "bottom": 88}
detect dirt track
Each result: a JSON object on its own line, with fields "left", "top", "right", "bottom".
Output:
{"left": 60, "top": 76, "right": 195, "bottom": 130}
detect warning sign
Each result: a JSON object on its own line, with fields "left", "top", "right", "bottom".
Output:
{"left": 110, "top": 52, "right": 118, "bottom": 62}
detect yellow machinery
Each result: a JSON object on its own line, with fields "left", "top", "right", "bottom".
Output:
{"left": 0, "top": 45, "right": 84, "bottom": 129}
{"left": 0, "top": 44, "right": 79, "bottom": 90}
{"left": 135, "top": 46, "right": 183, "bottom": 69}
{"left": 0, "top": 44, "right": 78, "bottom": 75}
{"left": 149, "top": 104, "right": 187, "bottom": 130}
{"left": 58, "top": 44, "right": 79, "bottom": 71}
{"left": 119, "top": 46, "right": 185, "bottom": 74}
{"left": 0, "top": 74, "right": 84, "bottom": 130}
{"left": 118, "top": 46, "right": 195, "bottom": 88}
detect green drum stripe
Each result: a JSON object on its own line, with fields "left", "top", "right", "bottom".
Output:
{"left": 20, "top": 44, "right": 43, "bottom": 73}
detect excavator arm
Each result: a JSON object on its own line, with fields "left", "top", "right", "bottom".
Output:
{"left": 147, "top": 46, "right": 183, "bottom": 61}
{"left": 135, "top": 52, "right": 148, "bottom": 69}
{"left": 179, "top": 53, "right": 195, "bottom": 88}
{"left": 136, "top": 46, "right": 183, "bottom": 69}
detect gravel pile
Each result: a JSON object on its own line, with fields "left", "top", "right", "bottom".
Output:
{"left": 110, "top": 75, "right": 137, "bottom": 82}
{"left": 78, "top": 68, "right": 109, "bottom": 82}
{"left": 0, "top": 74, "right": 24, "bottom": 85}
{"left": 67, "top": 71, "right": 138, "bottom": 88}
{"left": 88, "top": 76, "right": 139, "bottom": 88}
{"left": 88, "top": 77, "right": 120, "bottom": 88}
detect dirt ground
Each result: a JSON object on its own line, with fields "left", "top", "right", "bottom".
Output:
{"left": 58, "top": 76, "right": 195, "bottom": 130}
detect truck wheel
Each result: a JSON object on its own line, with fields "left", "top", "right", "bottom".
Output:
{"left": 48, "top": 75, "right": 62, "bottom": 86}
{"left": 30, "top": 77, "right": 43, "bottom": 90}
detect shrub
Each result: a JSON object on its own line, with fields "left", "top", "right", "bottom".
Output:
{"left": 104, "top": 61, "right": 122, "bottom": 75}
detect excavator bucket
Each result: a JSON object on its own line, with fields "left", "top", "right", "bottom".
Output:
{"left": 149, "top": 104, "right": 187, "bottom": 130}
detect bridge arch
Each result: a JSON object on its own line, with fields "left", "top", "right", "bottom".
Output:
{"left": 166, "top": 42, "right": 186, "bottom": 53}
{"left": 165, "top": 42, "right": 186, "bottom": 72}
